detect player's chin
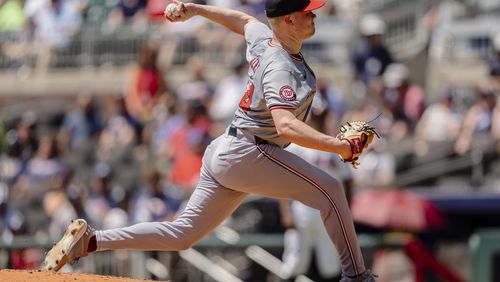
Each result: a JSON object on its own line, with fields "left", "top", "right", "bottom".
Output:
{"left": 305, "top": 28, "right": 315, "bottom": 38}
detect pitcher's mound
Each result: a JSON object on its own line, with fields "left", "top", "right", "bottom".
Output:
{"left": 0, "top": 269, "right": 158, "bottom": 282}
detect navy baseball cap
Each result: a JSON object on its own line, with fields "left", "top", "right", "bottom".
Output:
{"left": 265, "top": 0, "right": 326, "bottom": 18}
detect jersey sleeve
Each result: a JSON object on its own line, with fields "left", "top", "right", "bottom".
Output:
{"left": 262, "top": 69, "right": 301, "bottom": 110}
{"left": 244, "top": 21, "right": 272, "bottom": 49}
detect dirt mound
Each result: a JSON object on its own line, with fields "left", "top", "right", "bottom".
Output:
{"left": 0, "top": 269, "right": 159, "bottom": 282}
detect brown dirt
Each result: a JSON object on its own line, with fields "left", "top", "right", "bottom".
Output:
{"left": 0, "top": 269, "right": 161, "bottom": 282}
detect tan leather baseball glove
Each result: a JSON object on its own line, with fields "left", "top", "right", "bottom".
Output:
{"left": 336, "top": 121, "right": 380, "bottom": 169}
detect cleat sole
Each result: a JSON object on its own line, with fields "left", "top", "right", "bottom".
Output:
{"left": 43, "top": 219, "right": 87, "bottom": 272}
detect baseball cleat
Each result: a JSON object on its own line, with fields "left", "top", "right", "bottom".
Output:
{"left": 43, "top": 219, "right": 94, "bottom": 271}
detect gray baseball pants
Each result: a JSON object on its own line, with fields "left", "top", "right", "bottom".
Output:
{"left": 95, "top": 127, "right": 366, "bottom": 276}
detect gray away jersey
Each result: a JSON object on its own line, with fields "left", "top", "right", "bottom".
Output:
{"left": 232, "top": 22, "right": 317, "bottom": 148}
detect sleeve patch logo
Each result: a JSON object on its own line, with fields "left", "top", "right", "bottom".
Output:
{"left": 279, "top": 85, "right": 297, "bottom": 101}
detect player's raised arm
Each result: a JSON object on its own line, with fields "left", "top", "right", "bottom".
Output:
{"left": 164, "top": 0, "right": 259, "bottom": 36}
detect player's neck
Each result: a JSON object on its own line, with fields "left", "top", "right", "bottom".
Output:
{"left": 271, "top": 34, "right": 302, "bottom": 55}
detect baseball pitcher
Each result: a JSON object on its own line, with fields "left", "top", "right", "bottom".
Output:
{"left": 44, "top": 1, "right": 378, "bottom": 281}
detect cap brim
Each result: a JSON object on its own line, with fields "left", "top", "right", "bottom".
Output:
{"left": 302, "top": 0, "right": 326, "bottom": 12}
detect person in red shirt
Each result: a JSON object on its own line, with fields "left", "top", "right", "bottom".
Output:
{"left": 124, "top": 42, "right": 169, "bottom": 121}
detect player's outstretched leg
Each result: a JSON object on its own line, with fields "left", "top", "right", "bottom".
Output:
{"left": 44, "top": 219, "right": 96, "bottom": 271}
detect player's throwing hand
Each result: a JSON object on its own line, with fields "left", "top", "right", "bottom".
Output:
{"left": 164, "top": 0, "right": 193, "bottom": 22}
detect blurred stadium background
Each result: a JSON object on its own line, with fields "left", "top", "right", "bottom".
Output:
{"left": 1, "top": 0, "right": 500, "bottom": 281}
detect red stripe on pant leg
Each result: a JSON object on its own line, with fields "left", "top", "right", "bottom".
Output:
{"left": 257, "top": 146, "right": 359, "bottom": 275}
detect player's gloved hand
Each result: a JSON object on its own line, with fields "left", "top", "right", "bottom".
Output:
{"left": 336, "top": 121, "right": 379, "bottom": 169}
{"left": 164, "top": 0, "right": 195, "bottom": 22}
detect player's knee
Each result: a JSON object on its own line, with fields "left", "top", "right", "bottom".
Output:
{"left": 324, "top": 179, "right": 345, "bottom": 199}
{"left": 327, "top": 177, "right": 343, "bottom": 190}
{"left": 171, "top": 231, "right": 202, "bottom": 250}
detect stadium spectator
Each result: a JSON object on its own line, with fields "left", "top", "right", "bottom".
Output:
{"left": 131, "top": 167, "right": 181, "bottom": 223}
{"left": 0, "top": 121, "right": 7, "bottom": 153}
{"left": 0, "top": 114, "right": 38, "bottom": 189}
{"left": 0, "top": 0, "right": 30, "bottom": 71}
{"left": 331, "top": 0, "right": 360, "bottom": 21}
{"left": 44, "top": 170, "right": 91, "bottom": 241}
{"left": 8, "top": 112, "right": 38, "bottom": 163}
{"left": 493, "top": 96, "right": 500, "bottom": 141}
{"left": 106, "top": 0, "right": 147, "bottom": 30}
{"left": 24, "top": 0, "right": 83, "bottom": 75}
{"left": 44, "top": 189, "right": 77, "bottom": 240}
{"left": 0, "top": 121, "right": 5, "bottom": 151}
{"left": 352, "top": 14, "right": 394, "bottom": 88}
{"left": 0, "top": 133, "right": 25, "bottom": 186}
{"left": 488, "top": 32, "right": 500, "bottom": 80}
{"left": 130, "top": 120, "right": 154, "bottom": 168}
{"left": 0, "top": 183, "right": 25, "bottom": 244}
{"left": 314, "top": 78, "right": 348, "bottom": 133}
{"left": 84, "top": 163, "right": 124, "bottom": 229}
{"left": 0, "top": 182, "right": 36, "bottom": 269}
{"left": 96, "top": 95, "right": 139, "bottom": 163}
{"left": 379, "top": 63, "right": 425, "bottom": 140}
{"left": 168, "top": 100, "right": 212, "bottom": 192}
{"left": 23, "top": 0, "right": 48, "bottom": 20}
{"left": 0, "top": 0, "right": 26, "bottom": 31}
{"left": 149, "top": 93, "right": 184, "bottom": 155}
{"left": 176, "top": 56, "right": 214, "bottom": 104}
{"left": 209, "top": 60, "right": 247, "bottom": 134}
{"left": 64, "top": 174, "right": 89, "bottom": 221}
{"left": 43, "top": 171, "right": 78, "bottom": 240}
{"left": 414, "top": 88, "right": 462, "bottom": 156}
{"left": 454, "top": 87, "right": 499, "bottom": 155}
{"left": 12, "top": 135, "right": 66, "bottom": 196}
{"left": 59, "top": 91, "right": 103, "bottom": 151}
{"left": 124, "top": 42, "right": 169, "bottom": 122}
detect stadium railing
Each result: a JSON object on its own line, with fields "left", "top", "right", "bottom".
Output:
{"left": 0, "top": 19, "right": 353, "bottom": 71}
{"left": 0, "top": 232, "right": 380, "bottom": 281}
{"left": 1, "top": 231, "right": 469, "bottom": 281}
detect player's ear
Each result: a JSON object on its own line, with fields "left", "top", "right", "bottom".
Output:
{"left": 284, "top": 15, "right": 294, "bottom": 25}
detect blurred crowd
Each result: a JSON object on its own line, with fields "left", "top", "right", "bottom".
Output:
{"left": 0, "top": 0, "right": 350, "bottom": 74}
{"left": 0, "top": 0, "right": 500, "bottom": 279}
